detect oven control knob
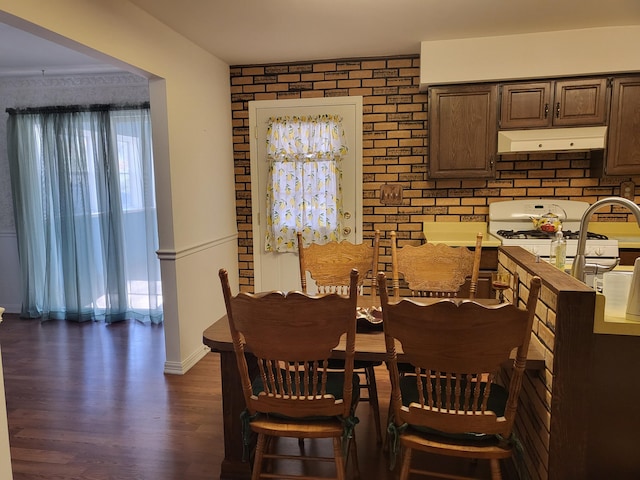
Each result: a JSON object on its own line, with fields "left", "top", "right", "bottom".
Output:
{"left": 586, "top": 247, "right": 606, "bottom": 256}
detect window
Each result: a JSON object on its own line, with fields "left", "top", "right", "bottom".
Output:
{"left": 264, "top": 114, "right": 348, "bottom": 252}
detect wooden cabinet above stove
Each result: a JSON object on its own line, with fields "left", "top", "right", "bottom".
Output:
{"left": 499, "top": 77, "right": 609, "bottom": 129}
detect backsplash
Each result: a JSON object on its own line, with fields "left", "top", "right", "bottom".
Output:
{"left": 231, "top": 55, "right": 639, "bottom": 292}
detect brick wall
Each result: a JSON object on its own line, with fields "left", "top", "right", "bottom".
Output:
{"left": 230, "top": 55, "right": 639, "bottom": 292}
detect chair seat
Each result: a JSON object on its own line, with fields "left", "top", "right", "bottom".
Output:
{"left": 399, "top": 428, "right": 514, "bottom": 460}
{"left": 249, "top": 415, "right": 347, "bottom": 438}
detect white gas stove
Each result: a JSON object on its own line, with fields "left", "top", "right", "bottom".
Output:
{"left": 489, "top": 199, "right": 619, "bottom": 263}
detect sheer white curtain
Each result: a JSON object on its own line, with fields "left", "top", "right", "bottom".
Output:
{"left": 264, "top": 114, "right": 348, "bottom": 252}
{"left": 7, "top": 105, "right": 163, "bottom": 323}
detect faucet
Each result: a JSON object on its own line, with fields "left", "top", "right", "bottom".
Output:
{"left": 572, "top": 197, "right": 640, "bottom": 282}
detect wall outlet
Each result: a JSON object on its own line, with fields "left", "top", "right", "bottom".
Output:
{"left": 621, "top": 181, "right": 635, "bottom": 201}
{"left": 380, "top": 184, "right": 403, "bottom": 205}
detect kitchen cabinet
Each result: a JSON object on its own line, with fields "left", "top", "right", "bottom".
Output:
{"left": 450, "top": 249, "right": 497, "bottom": 298}
{"left": 499, "top": 77, "right": 609, "bottom": 129}
{"left": 619, "top": 249, "right": 640, "bottom": 266}
{"left": 603, "top": 76, "right": 640, "bottom": 175}
{"left": 480, "top": 248, "right": 498, "bottom": 299}
{"left": 428, "top": 84, "right": 498, "bottom": 179}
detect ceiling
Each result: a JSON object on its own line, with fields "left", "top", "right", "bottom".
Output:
{"left": 1, "top": 0, "right": 640, "bottom": 76}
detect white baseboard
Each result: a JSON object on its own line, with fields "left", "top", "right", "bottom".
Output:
{"left": 0, "top": 304, "right": 21, "bottom": 314}
{"left": 163, "top": 344, "right": 211, "bottom": 375}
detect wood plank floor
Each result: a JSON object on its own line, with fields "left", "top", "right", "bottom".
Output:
{"left": 0, "top": 315, "right": 505, "bottom": 479}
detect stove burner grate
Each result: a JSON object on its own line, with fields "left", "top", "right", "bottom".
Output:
{"left": 496, "top": 229, "right": 608, "bottom": 240}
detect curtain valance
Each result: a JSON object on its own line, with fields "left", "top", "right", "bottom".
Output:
{"left": 266, "top": 114, "right": 348, "bottom": 161}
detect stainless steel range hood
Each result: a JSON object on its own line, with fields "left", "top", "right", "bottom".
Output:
{"left": 497, "top": 126, "right": 607, "bottom": 154}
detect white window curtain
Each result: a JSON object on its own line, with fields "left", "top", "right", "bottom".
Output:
{"left": 264, "top": 114, "right": 348, "bottom": 252}
{"left": 6, "top": 104, "right": 163, "bottom": 324}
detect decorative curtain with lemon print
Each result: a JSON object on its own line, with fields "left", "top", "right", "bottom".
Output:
{"left": 265, "top": 114, "right": 348, "bottom": 252}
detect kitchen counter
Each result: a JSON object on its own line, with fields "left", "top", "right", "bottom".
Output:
{"left": 593, "top": 292, "right": 640, "bottom": 336}
{"left": 422, "top": 221, "right": 502, "bottom": 247}
{"left": 593, "top": 264, "right": 640, "bottom": 336}
{"left": 589, "top": 221, "right": 640, "bottom": 248}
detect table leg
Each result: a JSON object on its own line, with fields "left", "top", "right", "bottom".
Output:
{"left": 219, "top": 350, "right": 253, "bottom": 480}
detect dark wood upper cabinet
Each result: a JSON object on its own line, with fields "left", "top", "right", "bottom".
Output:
{"left": 428, "top": 84, "right": 498, "bottom": 179}
{"left": 499, "top": 82, "right": 552, "bottom": 129}
{"left": 605, "top": 76, "right": 640, "bottom": 175}
{"left": 500, "top": 78, "right": 609, "bottom": 129}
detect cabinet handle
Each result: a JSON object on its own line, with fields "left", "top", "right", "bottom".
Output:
{"left": 555, "top": 102, "right": 560, "bottom": 118}
{"left": 544, "top": 103, "right": 549, "bottom": 118}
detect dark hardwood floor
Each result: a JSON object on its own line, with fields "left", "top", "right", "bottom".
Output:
{"left": 0, "top": 314, "right": 500, "bottom": 479}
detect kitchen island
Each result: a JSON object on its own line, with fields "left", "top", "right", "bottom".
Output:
{"left": 498, "top": 246, "right": 640, "bottom": 480}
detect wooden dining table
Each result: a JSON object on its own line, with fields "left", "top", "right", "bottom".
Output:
{"left": 202, "top": 296, "right": 545, "bottom": 480}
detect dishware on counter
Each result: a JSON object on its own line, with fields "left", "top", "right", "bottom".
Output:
{"left": 356, "top": 306, "right": 383, "bottom": 331}
{"left": 530, "top": 204, "right": 567, "bottom": 233}
{"left": 602, "top": 270, "right": 633, "bottom": 318}
{"left": 549, "top": 228, "right": 567, "bottom": 270}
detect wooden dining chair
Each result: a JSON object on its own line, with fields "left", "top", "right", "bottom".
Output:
{"left": 219, "top": 268, "right": 361, "bottom": 480}
{"left": 297, "top": 230, "right": 383, "bottom": 444}
{"left": 391, "top": 231, "right": 483, "bottom": 299}
{"left": 377, "top": 271, "right": 542, "bottom": 480}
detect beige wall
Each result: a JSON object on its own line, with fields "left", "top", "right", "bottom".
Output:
{"left": 420, "top": 26, "right": 640, "bottom": 87}
{"left": 0, "top": 1, "right": 239, "bottom": 373}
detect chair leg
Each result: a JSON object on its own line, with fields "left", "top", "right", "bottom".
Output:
{"left": 333, "top": 436, "right": 346, "bottom": 480}
{"left": 347, "top": 430, "right": 360, "bottom": 479}
{"left": 490, "top": 459, "right": 503, "bottom": 480}
{"left": 252, "top": 433, "right": 267, "bottom": 480}
{"left": 383, "top": 395, "right": 393, "bottom": 453}
{"left": 398, "top": 446, "right": 412, "bottom": 480}
{"left": 365, "top": 365, "right": 382, "bottom": 444}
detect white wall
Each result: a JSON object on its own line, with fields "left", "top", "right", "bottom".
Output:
{"left": 0, "top": 0, "right": 239, "bottom": 376}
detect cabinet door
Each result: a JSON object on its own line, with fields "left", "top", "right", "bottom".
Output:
{"left": 428, "top": 84, "right": 498, "bottom": 179}
{"left": 500, "top": 82, "right": 552, "bottom": 129}
{"left": 606, "top": 76, "right": 640, "bottom": 175}
{"left": 554, "top": 78, "right": 608, "bottom": 126}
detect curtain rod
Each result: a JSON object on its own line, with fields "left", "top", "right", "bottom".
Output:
{"left": 6, "top": 102, "right": 150, "bottom": 115}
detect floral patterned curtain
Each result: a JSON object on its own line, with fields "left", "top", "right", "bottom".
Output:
{"left": 264, "top": 114, "right": 348, "bottom": 252}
